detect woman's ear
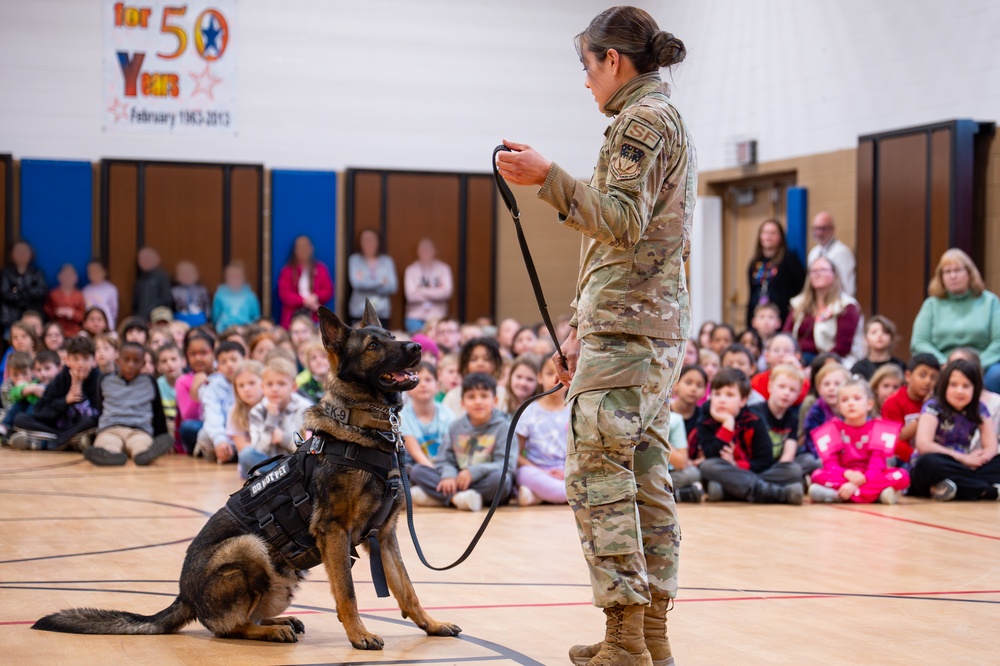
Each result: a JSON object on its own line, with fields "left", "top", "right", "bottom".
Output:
{"left": 606, "top": 48, "right": 620, "bottom": 73}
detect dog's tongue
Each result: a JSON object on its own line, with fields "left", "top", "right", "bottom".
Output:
{"left": 391, "top": 371, "right": 413, "bottom": 382}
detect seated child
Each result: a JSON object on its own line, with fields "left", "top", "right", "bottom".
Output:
{"left": 175, "top": 331, "right": 216, "bottom": 454}
{"left": 909, "top": 359, "right": 1000, "bottom": 501}
{"left": 409, "top": 373, "right": 513, "bottom": 511}
{"left": 442, "top": 337, "right": 506, "bottom": 417}
{"left": 737, "top": 328, "right": 763, "bottom": 366}
{"left": 119, "top": 317, "right": 149, "bottom": 346}
{"left": 668, "top": 410, "right": 703, "bottom": 503}
{"left": 760, "top": 363, "right": 820, "bottom": 475}
{"left": 850, "top": 315, "right": 906, "bottom": 380}
{"left": 751, "top": 333, "right": 809, "bottom": 404}
{"left": 514, "top": 356, "right": 569, "bottom": 505}
{"left": 947, "top": 347, "right": 1000, "bottom": 450}
{"left": 1, "top": 352, "right": 43, "bottom": 436}
{"left": 155, "top": 343, "right": 184, "bottom": 444}
{"left": 238, "top": 357, "right": 311, "bottom": 478}
{"left": 808, "top": 378, "right": 910, "bottom": 504}
{"left": 721, "top": 344, "right": 764, "bottom": 406}
{"left": 502, "top": 355, "right": 540, "bottom": 416}
{"left": 84, "top": 342, "right": 171, "bottom": 466}
{"left": 692, "top": 368, "right": 804, "bottom": 504}
{"left": 94, "top": 334, "right": 119, "bottom": 376}
{"left": 194, "top": 340, "right": 245, "bottom": 463}
{"left": 697, "top": 348, "right": 720, "bottom": 405}
{"left": 801, "top": 363, "right": 851, "bottom": 460}
{"left": 81, "top": 307, "right": 111, "bottom": 339}
{"left": 670, "top": 365, "right": 706, "bottom": 435}
{"left": 10, "top": 336, "right": 101, "bottom": 451}
{"left": 870, "top": 364, "right": 904, "bottom": 418}
{"left": 2, "top": 321, "right": 38, "bottom": 381}
{"left": 227, "top": 361, "right": 264, "bottom": 461}
{"left": 435, "top": 353, "right": 461, "bottom": 402}
{"left": 751, "top": 302, "right": 783, "bottom": 345}
{"left": 682, "top": 338, "right": 699, "bottom": 366}
{"left": 708, "top": 324, "right": 735, "bottom": 356}
{"left": 295, "top": 338, "right": 329, "bottom": 404}
{"left": 400, "top": 362, "right": 455, "bottom": 469}
{"left": 172, "top": 260, "right": 211, "bottom": 328}
{"left": 881, "top": 353, "right": 940, "bottom": 465}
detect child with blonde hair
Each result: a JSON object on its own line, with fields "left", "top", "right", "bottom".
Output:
{"left": 515, "top": 356, "right": 569, "bottom": 505}
{"left": 436, "top": 354, "right": 460, "bottom": 401}
{"left": 870, "top": 364, "right": 904, "bottom": 418}
{"left": 227, "top": 361, "right": 264, "bottom": 459}
{"left": 809, "top": 378, "right": 910, "bottom": 504}
{"left": 238, "top": 356, "right": 311, "bottom": 478}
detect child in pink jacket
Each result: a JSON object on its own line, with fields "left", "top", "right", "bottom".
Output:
{"left": 808, "top": 377, "right": 910, "bottom": 505}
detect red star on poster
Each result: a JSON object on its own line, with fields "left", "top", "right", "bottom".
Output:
{"left": 190, "top": 65, "right": 223, "bottom": 101}
{"left": 107, "top": 97, "right": 129, "bottom": 122}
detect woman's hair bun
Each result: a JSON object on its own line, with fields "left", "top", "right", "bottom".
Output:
{"left": 651, "top": 31, "right": 686, "bottom": 67}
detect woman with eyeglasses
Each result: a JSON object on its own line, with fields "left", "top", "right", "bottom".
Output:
{"left": 911, "top": 248, "right": 1000, "bottom": 393}
{"left": 783, "top": 256, "right": 861, "bottom": 364}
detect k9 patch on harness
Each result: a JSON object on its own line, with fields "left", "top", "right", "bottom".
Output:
{"left": 250, "top": 461, "right": 290, "bottom": 497}
{"left": 610, "top": 143, "right": 646, "bottom": 181}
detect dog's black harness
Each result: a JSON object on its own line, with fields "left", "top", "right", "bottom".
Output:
{"left": 225, "top": 418, "right": 402, "bottom": 598}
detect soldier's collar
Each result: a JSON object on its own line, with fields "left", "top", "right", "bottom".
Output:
{"left": 602, "top": 71, "right": 663, "bottom": 117}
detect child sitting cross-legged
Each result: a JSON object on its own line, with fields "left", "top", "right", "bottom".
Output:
{"left": 880, "top": 353, "right": 940, "bottom": 466}
{"left": 84, "top": 342, "right": 172, "bottom": 466}
{"left": 227, "top": 360, "right": 264, "bottom": 462}
{"left": 849, "top": 315, "right": 905, "bottom": 381}
{"left": 409, "top": 373, "right": 513, "bottom": 511}
{"left": 400, "top": 362, "right": 455, "bottom": 470}
{"left": 808, "top": 378, "right": 910, "bottom": 504}
{"left": 10, "top": 336, "right": 102, "bottom": 451}
{"left": 238, "top": 356, "right": 311, "bottom": 479}
{"left": 693, "top": 368, "right": 804, "bottom": 504}
{"left": 193, "top": 340, "right": 246, "bottom": 463}
{"left": 514, "top": 355, "right": 569, "bottom": 506}
{"left": 760, "top": 363, "right": 821, "bottom": 476}
{"left": 295, "top": 338, "right": 329, "bottom": 405}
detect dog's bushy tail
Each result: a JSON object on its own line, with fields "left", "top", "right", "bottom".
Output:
{"left": 32, "top": 597, "right": 195, "bottom": 635}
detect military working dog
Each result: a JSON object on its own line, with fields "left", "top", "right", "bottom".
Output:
{"left": 33, "top": 302, "right": 461, "bottom": 650}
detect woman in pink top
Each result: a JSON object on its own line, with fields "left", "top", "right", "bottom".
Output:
{"left": 276, "top": 235, "right": 334, "bottom": 329}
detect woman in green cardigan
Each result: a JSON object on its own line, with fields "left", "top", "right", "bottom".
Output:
{"left": 911, "top": 249, "right": 1000, "bottom": 392}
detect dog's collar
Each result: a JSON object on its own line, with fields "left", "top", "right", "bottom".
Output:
{"left": 325, "top": 403, "right": 399, "bottom": 433}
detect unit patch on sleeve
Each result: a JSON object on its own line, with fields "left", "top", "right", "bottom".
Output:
{"left": 610, "top": 143, "right": 646, "bottom": 181}
{"left": 623, "top": 118, "right": 662, "bottom": 151}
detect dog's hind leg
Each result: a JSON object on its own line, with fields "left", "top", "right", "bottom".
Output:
{"left": 318, "top": 527, "right": 383, "bottom": 650}
{"left": 219, "top": 622, "right": 299, "bottom": 643}
{"left": 377, "top": 524, "right": 462, "bottom": 638}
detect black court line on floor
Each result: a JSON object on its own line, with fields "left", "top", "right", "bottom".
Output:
{"left": 0, "top": 586, "right": 544, "bottom": 666}
{"left": 0, "top": 489, "right": 214, "bottom": 516}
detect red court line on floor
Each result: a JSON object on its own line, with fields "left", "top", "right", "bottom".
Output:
{"left": 829, "top": 505, "right": 1000, "bottom": 541}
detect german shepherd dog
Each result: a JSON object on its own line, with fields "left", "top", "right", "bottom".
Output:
{"left": 33, "top": 302, "right": 461, "bottom": 650}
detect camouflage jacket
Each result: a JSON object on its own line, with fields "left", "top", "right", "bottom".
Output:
{"left": 538, "top": 71, "right": 697, "bottom": 341}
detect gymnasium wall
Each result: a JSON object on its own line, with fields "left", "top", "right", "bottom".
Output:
{"left": 662, "top": 0, "right": 1000, "bottom": 172}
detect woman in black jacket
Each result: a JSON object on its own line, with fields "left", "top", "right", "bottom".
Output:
{"left": 1, "top": 241, "right": 48, "bottom": 337}
{"left": 746, "top": 219, "right": 805, "bottom": 327}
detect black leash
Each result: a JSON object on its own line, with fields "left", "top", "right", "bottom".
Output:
{"left": 398, "top": 145, "right": 568, "bottom": 571}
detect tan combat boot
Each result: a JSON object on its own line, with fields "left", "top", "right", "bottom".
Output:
{"left": 567, "top": 604, "right": 652, "bottom": 666}
{"left": 643, "top": 599, "right": 675, "bottom": 666}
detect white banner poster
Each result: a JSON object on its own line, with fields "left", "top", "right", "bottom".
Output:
{"left": 103, "top": 0, "right": 238, "bottom": 134}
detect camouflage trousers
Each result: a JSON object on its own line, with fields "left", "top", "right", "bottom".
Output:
{"left": 566, "top": 333, "right": 684, "bottom": 608}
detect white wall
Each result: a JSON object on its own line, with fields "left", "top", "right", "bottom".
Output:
{"left": 2, "top": 1, "right": 998, "bottom": 174}
{"left": 660, "top": 0, "right": 1000, "bottom": 171}
{"left": 0, "top": 0, "right": 618, "bottom": 173}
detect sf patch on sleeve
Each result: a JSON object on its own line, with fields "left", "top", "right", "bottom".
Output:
{"left": 610, "top": 143, "right": 647, "bottom": 181}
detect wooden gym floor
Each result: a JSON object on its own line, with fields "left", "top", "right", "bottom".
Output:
{"left": 1, "top": 449, "right": 998, "bottom": 665}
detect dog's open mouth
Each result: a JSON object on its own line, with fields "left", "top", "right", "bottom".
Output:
{"left": 379, "top": 368, "right": 419, "bottom": 388}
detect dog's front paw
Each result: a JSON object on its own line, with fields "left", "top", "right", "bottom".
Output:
{"left": 424, "top": 620, "right": 462, "bottom": 637}
{"left": 285, "top": 617, "right": 306, "bottom": 634}
{"left": 349, "top": 631, "right": 384, "bottom": 650}
{"left": 268, "top": 625, "right": 298, "bottom": 643}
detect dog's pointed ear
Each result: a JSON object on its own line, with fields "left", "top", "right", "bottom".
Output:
{"left": 318, "top": 306, "right": 349, "bottom": 352}
{"left": 360, "top": 299, "right": 382, "bottom": 330}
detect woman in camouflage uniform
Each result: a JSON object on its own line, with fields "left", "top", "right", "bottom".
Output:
{"left": 496, "top": 7, "right": 696, "bottom": 666}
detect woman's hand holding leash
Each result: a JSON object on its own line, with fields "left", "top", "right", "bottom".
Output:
{"left": 496, "top": 139, "right": 552, "bottom": 187}
{"left": 554, "top": 328, "right": 580, "bottom": 388}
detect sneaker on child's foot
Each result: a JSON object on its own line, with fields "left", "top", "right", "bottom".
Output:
{"left": 879, "top": 487, "right": 899, "bottom": 505}
{"left": 9, "top": 432, "right": 41, "bottom": 451}
{"left": 451, "top": 490, "right": 483, "bottom": 512}
{"left": 930, "top": 479, "right": 958, "bottom": 502}
{"left": 518, "top": 485, "right": 542, "bottom": 506}
{"left": 135, "top": 434, "right": 173, "bottom": 466}
{"left": 705, "top": 480, "right": 724, "bottom": 502}
{"left": 808, "top": 484, "right": 840, "bottom": 503}
{"left": 84, "top": 446, "right": 128, "bottom": 466}
{"left": 676, "top": 482, "right": 705, "bottom": 503}
{"left": 408, "top": 485, "right": 443, "bottom": 507}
